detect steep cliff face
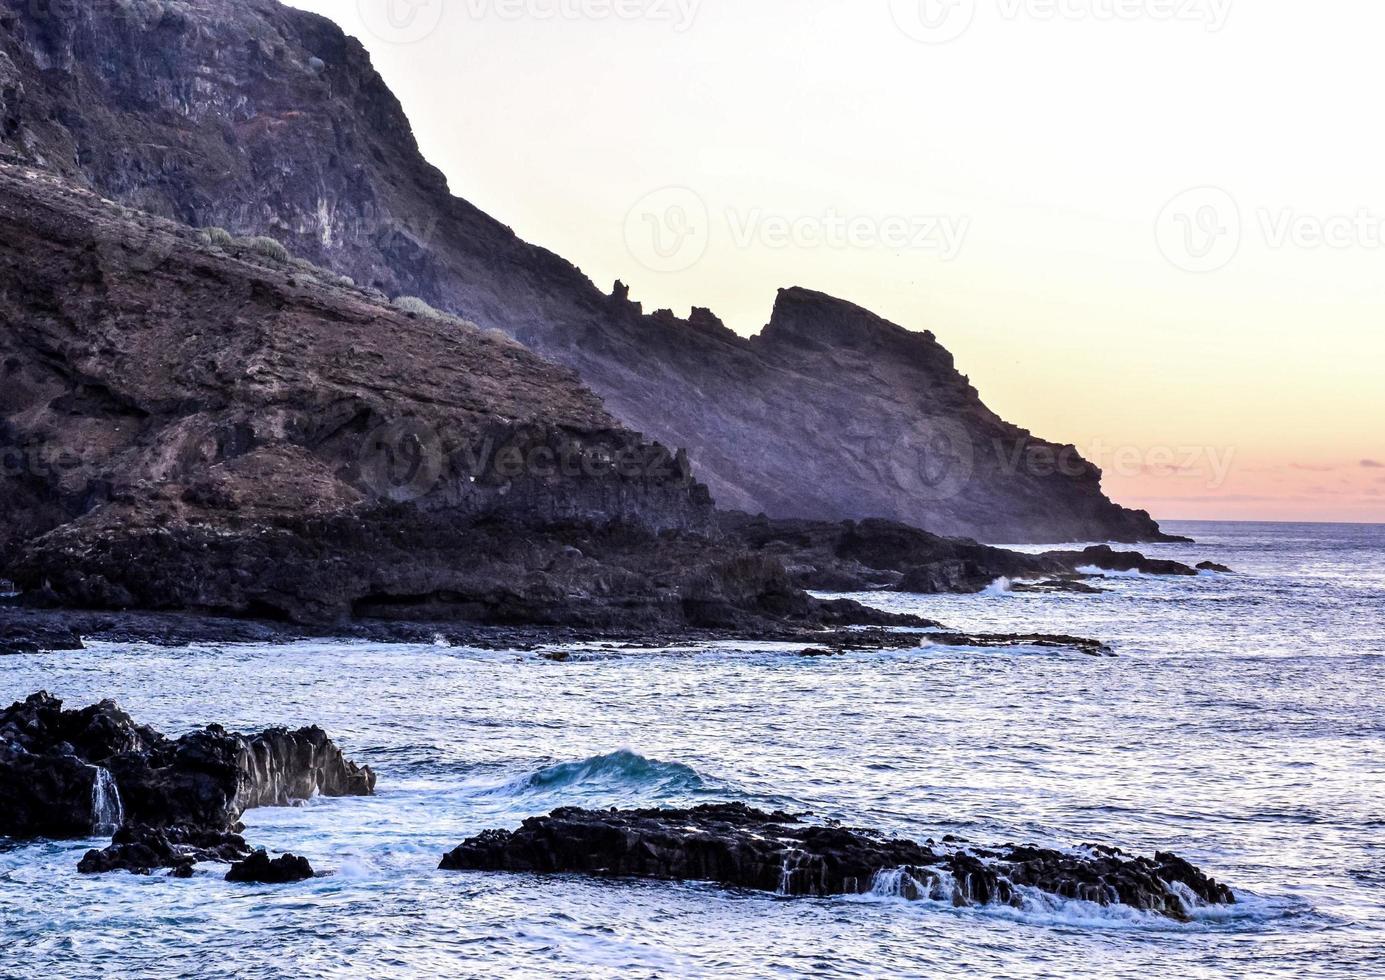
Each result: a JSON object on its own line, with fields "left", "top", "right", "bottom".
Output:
{"left": 0, "top": 0, "right": 1169, "bottom": 542}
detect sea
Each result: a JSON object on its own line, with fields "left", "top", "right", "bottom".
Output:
{"left": 1, "top": 521, "right": 1381, "bottom": 978}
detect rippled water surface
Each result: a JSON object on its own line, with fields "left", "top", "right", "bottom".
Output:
{"left": 2, "top": 521, "right": 1382, "bottom": 978}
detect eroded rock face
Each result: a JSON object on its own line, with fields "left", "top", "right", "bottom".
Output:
{"left": 0, "top": 0, "right": 1174, "bottom": 543}
{"left": 0, "top": 693, "right": 374, "bottom": 839}
{"left": 440, "top": 804, "right": 1235, "bottom": 921}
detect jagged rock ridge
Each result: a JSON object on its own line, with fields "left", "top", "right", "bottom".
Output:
{"left": 0, "top": 0, "right": 1170, "bottom": 542}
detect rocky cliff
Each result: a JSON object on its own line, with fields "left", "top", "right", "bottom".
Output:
{"left": 0, "top": 162, "right": 959, "bottom": 634}
{"left": 0, "top": 0, "right": 1170, "bottom": 543}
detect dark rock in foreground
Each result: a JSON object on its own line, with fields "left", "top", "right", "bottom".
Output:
{"left": 440, "top": 803, "right": 1234, "bottom": 921}
{"left": 0, "top": 692, "right": 374, "bottom": 839}
{"left": 78, "top": 825, "right": 251, "bottom": 877}
{"left": 225, "top": 850, "right": 316, "bottom": 884}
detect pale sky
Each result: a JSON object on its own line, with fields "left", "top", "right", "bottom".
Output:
{"left": 289, "top": 0, "right": 1384, "bottom": 523}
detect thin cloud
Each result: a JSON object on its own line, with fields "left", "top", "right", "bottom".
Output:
{"left": 1362, "top": 459, "right": 1384, "bottom": 468}
{"left": 1291, "top": 463, "right": 1338, "bottom": 473}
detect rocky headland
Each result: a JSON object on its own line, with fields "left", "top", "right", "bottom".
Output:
{"left": 0, "top": 0, "right": 1178, "bottom": 543}
{"left": 0, "top": 163, "right": 1227, "bottom": 655}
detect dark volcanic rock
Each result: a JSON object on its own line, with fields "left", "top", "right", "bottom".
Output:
{"left": 1009, "top": 577, "right": 1107, "bottom": 595}
{"left": 0, "top": 617, "right": 83, "bottom": 655}
{"left": 0, "top": 165, "right": 926, "bottom": 636}
{"left": 225, "top": 850, "right": 315, "bottom": 884}
{"left": 0, "top": 0, "right": 1174, "bottom": 544}
{"left": 722, "top": 513, "right": 1210, "bottom": 596}
{"left": 0, "top": 692, "right": 374, "bottom": 839}
{"left": 1050, "top": 546, "right": 1199, "bottom": 577}
{"left": 1197, "top": 561, "right": 1234, "bottom": 574}
{"left": 440, "top": 804, "right": 1234, "bottom": 920}
{"left": 78, "top": 824, "right": 251, "bottom": 876}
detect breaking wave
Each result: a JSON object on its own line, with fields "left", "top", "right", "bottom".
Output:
{"left": 479, "top": 750, "right": 707, "bottom": 799}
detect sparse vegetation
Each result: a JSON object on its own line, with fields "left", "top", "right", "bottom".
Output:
{"left": 199, "top": 226, "right": 235, "bottom": 248}
{"left": 242, "top": 235, "right": 290, "bottom": 264}
{"left": 392, "top": 295, "right": 502, "bottom": 338}
{"left": 392, "top": 295, "right": 441, "bottom": 318}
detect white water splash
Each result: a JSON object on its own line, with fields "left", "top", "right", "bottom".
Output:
{"left": 981, "top": 578, "right": 1014, "bottom": 596}
{"left": 777, "top": 849, "right": 809, "bottom": 895}
{"left": 89, "top": 766, "right": 124, "bottom": 836}
{"left": 867, "top": 867, "right": 954, "bottom": 903}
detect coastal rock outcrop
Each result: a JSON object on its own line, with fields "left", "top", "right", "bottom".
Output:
{"left": 440, "top": 803, "right": 1235, "bottom": 921}
{"left": 225, "top": 850, "right": 316, "bottom": 884}
{"left": 721, "top": 514, "right": 1208, "bottom": 595}
{"left": 0, "top": 0, "right": 1174, "bottom": 543}
{"left": 78, "top": 825, "right": 252, "bottom": 877}
{"left": 1050, "top": 546, "right": 1200, "bottom": 577}
{"left": 0, "top": 692, "right": 374, "bottom": 840}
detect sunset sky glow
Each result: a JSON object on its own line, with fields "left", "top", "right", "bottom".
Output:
{"left": 291, "top": 0, "right": 1384, "bottom": 524}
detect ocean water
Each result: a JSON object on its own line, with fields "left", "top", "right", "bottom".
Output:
{"left": 1, "top": 521, "right": 1382, "bottom": 978}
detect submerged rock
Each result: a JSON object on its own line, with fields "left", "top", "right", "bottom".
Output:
{"left": 440, "top": 804, "right": 1234, "bottom": 920}
{"left": 0, "top": 692, "right": 374, "bottom": 839}
{"left": 1197, "top": 561, "right": 1234, "bottom": 574}
{"left": 225, "top": 850, "right": 316, "bottom": 884}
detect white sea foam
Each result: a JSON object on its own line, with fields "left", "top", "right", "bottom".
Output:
{"left": 981, "top": 578, "right": 1014, "bottom": 596}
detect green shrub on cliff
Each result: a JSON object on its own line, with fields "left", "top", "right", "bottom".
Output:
{"left": 199, "top": 226, "right": 235, "bottom": 248}
{"left": 242, "top": 235, "right": 290, "bottom": 264}
{"left": 392, "top": 295, "right": 440, "bottom": 318}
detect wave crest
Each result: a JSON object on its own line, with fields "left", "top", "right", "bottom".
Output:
{"left": 487, "top": 750, "right": 706, "bottom": 798}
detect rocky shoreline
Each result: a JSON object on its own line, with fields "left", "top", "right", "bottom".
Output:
{"left": 1, "top": 693, "right": 1237, "bottom": 922}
